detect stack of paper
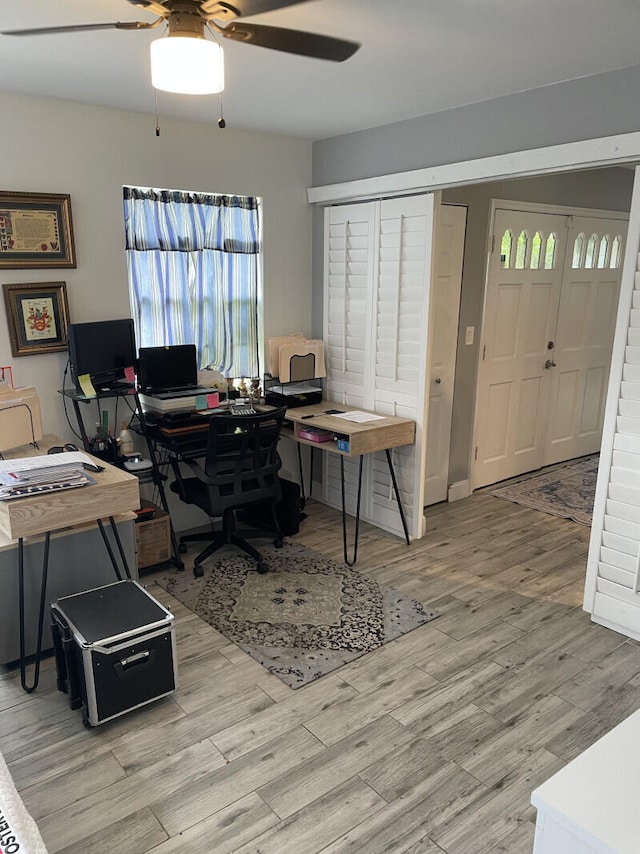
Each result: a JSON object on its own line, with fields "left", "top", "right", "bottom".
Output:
{"left": 0, "top": 454, "right": 95, "bottom": 500}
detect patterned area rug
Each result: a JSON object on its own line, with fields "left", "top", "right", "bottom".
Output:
{"left": 486, "top": 455, "right": 598, "bottom": 525}
{"left": 156, "top": 541, "right": 439, "bottom": 689}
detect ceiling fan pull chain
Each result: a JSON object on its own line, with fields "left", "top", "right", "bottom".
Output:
{"left": 155, "top": 89, "right": 161, "bottom": 137}
{"left": 218, "top": 91, "right": 226, "bottom": 129}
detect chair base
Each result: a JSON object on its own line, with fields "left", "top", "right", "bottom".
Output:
{"left": 179, "top": 508, "right": 283, "bottom": 577}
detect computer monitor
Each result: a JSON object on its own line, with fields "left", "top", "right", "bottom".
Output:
{"left": 68, "top": 319, "right": 136, "bottom": 391}
{"left": 137, "top": 344, "right": 198, "bottom": 393}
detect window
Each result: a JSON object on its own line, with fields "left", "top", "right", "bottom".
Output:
{"left": 597, "top": 235, "right": 610, "bottom": 268}
{"left": 544, "top": 233, "right": 557, "bottom": 269}
{"left": 530, "top": 231, "right": 542, "bottom": 269}
{"left": 515, "top": 230, "right": 528, "bottom": 269}
{"left": 123, "top": 186, "right": 262, "bottom": 378}
{"left": 572, "top": 233, "right": 585, "bottom": 268}
{"left": 610, "top": 235, "right": 622, "bottom": 268}
{"left": 500, "top": 229, "right": 512, "bottom": 268}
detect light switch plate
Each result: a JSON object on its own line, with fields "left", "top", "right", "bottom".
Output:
{"left": 465, "top": 326, "right": 475, "bottom": 345}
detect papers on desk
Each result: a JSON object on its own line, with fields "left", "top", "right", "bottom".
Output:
{"left": 0, "top": 453, "right": 96, "bottom": 500}
{"left": 268, "top": 382, "right": 320, "bottom": 397}
{"left": 326, "top": 410, "right": 386, "bottom": 423}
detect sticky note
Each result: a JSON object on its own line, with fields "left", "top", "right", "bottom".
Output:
{"left": 195, "top": 395, "right": 207, "bottom": 410}
{"left": 79, "top": 374, "right": 97, "bottom": 398}
{"left": 206, "top": 392, "right": 219, "bottom": 409}
{"left": 124, "top": 366, "right": 135, "bottom": 383}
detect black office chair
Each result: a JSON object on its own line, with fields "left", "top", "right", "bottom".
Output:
{"left": 170, "top": 407, "right": 287, "bottom": 577}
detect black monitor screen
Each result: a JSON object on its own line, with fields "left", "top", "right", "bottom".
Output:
{"left": 68, "top": 319, "right": 136, "bottom": 390}
{"left": 138, "top": 344, "right": 198, "bottom": 393}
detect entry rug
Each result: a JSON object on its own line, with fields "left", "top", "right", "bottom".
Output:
{"left": 156, "top": 541, "right": 439, "bottom": 689}
{"left": 487, "top": 455, "right": 598, "bottom": 526}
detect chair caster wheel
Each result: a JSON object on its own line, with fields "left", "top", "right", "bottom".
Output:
{"left": 257, "top": 562, "right": 269, "bottom": 574}
{"left": 179, "top": 542, "right": 188, "bottom": 554}
{"left": 193, "top": 564, "right": 204, "bottom": 578}
{"left": 274, "top": 536, "right": 283, "bottom": 549}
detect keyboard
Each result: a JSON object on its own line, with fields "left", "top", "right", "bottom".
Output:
{"left": 230, "top": 404, "right": 256, "bottom": 416}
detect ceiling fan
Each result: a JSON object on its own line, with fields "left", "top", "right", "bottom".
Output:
{"left": 0, "top": 0, "right": 360, "bottom": 65}
{"left": 2, "top": 1, "right": 360, "bottom": 130}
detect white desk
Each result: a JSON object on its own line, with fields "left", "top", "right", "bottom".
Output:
{"left": 532, "top": 709, "right": 640, "bottom": 853}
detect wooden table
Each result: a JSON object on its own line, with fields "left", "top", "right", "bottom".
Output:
{"left": 284, "top": 403, "right": 416, "bottom": 564}
{"left": 0, "top": 435, "right": 140, "bottom": 691}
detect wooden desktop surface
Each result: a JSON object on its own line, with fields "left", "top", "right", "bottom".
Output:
{"left": 284, "top": 402, "right": 415, "bottom": 456}
{"left": 0, "top": 434, "right": 140, "bottom": 541}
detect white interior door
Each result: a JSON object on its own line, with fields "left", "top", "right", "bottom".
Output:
{"left": 424, "top": 203, "right": 467, "bottom": 505}
{"left": 544, "top": 215, "right": 628, "bottom": 464}
{"left": 472, "top": 208, "right": 568, "bottom": 488}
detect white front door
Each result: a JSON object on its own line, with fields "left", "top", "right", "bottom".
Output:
{"left": 424, "top": 203, "right": 467, "bottom": 505}
{"left": 544, "top": 215, "right": 628, "bottom": 464}
{"left": 473, "top": 204, "right": 627, "bottom": 490}
{"left": 473, "top": 208, "right": 568, "bottom": 488}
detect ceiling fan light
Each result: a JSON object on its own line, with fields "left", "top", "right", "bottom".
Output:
{"left": 150, "top": 36, "right": 224, "bottom": 95}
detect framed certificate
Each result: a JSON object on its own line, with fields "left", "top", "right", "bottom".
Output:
{"left": 0, "top": 191, "right": 76, "bottom": 268}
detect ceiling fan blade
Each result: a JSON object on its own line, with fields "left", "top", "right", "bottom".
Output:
{"left": 1, "top": 21, "right": 156, "bottom": 37}
{"left": 201, "top": 0, "right": 310, "bottom": 19}
{"left": 126, "top": 0, "right": 170, "bottom": 14}
{"left": 222, "top": 22, "right": 359, "bottom": 61}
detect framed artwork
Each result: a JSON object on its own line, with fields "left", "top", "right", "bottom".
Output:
{"left": 0, "top": 191, "right": 76, "bottom": 268}
{"left": 2, "top": 281, "right": 70, "bottom": 357}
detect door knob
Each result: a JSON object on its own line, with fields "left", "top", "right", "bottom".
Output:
{"left": 545, "top": 359, "right": 557, "bottom": 369}
{"left": 434, "top": 378, "right": 441, "bottom": 384}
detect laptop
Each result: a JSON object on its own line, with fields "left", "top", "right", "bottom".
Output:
{"left": 137, "top": 344, "right": 212, "bottom": 398}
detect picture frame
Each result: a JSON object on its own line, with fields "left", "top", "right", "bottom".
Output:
{"left": 0, "top": 191, "right": 76, "bottom": 268}
{"left": 2, "top": 281, "right": 70, "bottom": 357}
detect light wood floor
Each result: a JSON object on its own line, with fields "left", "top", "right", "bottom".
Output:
{"left": 2, "top": 493, "right": 637, "bottom": 854}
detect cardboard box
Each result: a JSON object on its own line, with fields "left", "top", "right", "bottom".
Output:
{"left": 0, "top": 386, "right": 43, "bottom": 452}
{"left": 135, "top": 501, "right": 171, "bottom": 569}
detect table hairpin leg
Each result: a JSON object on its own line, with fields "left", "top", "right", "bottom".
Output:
{"left": 296, "top": 443, "right": 314, "bottom": 509}
{"left": 96, "top": 518, "right": 132, "bottom": 581}
{"left": 385, "top": 448, "right": 410, "bottom": 546}
{"left": 341, "top": 455, "right": 363, "bottom": 566}
{"left": 18, "top": 533, "right": 50, "bottom": 693}
{"left": 18, "top": 518, "right": 132, "bottom": 694}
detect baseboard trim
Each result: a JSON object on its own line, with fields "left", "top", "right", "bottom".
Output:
{"left": 447, "top": 480, "right": 471, "bottom": 502}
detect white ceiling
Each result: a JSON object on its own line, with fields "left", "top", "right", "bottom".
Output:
{"left": 3, "top": 0, "right": 640, "bottom": 141}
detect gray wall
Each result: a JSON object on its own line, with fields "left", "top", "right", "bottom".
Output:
{"left": 310, "top": 65, "right": 640, "bottom": 490}
{"left": 312, "top": 65, "right": 640, "bottom": 186}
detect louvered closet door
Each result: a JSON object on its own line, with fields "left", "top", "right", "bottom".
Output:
{"left": 323, "top": 195, "right": 434, "bottom": 540}
{"left": 324, "top": 203, "right": 377, "bottom": 530}
{"left": 324, "top": 202, "right": 376, "bottom": 406}
{"left": 585, "top": 166, "right": 640, "bottom": 638}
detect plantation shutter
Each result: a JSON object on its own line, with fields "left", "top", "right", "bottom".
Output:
{"left": 322, "top": 194, "right": 434, "bottom": 540}
{"left": 324, "top": 202, "right": 376, "bottom": 406}
{"left": 585, "top": 166, "right": 640, "bottom": 637}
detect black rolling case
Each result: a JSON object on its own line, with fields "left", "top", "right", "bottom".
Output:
{"left": 51, "top": 580, "right": 177, "bottom": 728}
{"left": 243, "top": 476, "right": 303, "bottom": 535}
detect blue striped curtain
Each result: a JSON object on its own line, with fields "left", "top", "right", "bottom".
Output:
{"left": 123, "top": 186, "right": 260, "bottom": 377}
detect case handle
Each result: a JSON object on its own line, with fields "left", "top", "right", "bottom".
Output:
{"left": 119, "top": 650, "right": 150, "bottom": 670}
